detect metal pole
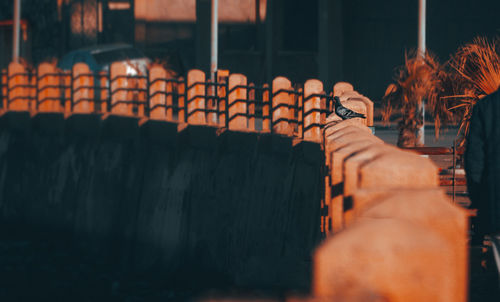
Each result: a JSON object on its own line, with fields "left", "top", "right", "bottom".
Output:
{"left": 417, "top": 0, "right": 426, "bottom": 145}
{"left": 210, "top": 0, "right": 218, "bottom": 81}
{"left": 12, "top": 0, "right": 21, "bottom": 62}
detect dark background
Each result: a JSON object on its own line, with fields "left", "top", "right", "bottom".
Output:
{"left": 0, "top": 0, "right": 499, "bottom": 108}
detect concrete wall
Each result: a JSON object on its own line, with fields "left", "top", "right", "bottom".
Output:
{"left": 0, "top": 113, "right": 323, "bottom": 291}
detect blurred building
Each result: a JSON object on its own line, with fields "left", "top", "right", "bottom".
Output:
{"left": 0, "top": 0, "right": 499, "bottom": 101}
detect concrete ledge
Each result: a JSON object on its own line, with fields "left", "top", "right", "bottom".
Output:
{"left": 139, "top": 119, "right": 178, "bottom": 146}
{"left": 101, "top": 114, "right": 140, "bottom": 139}
{"left": 31, "top": 112, "right": 65, "bottom": 136}
{"left": 65, "top": 113, "right": 101, "bottom": 137}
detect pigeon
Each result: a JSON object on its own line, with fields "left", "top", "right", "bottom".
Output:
{"left": 334, "top": 96, "right": 366, "bottom": 120}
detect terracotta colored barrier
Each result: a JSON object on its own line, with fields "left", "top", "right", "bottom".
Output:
{"left": 62, "top": 71, "right": 72, "bottom": 114}
{"left": 228, "top": 74, "right": 248, "bottom": 130}
{"left": 331, "top": 98, "right": 368, "bottom": 126}
{"left": 262, "top": 83, "right": 271, "bottom": 132}
{"left": 323, "top": 121, "right": 381, "bottom": 234}
{"left": 313, "top": 219, "right": 456, "bottom": 302}
{"left": 303, "top": 79, "right": 323, "bottom": 142}
{"left": 99, "top": 71, "right": 108, "bottom": 113}
{"left": 323, "top": 117, "right": 370, "bottom": 139}
{"left": 177, "top": 77, "right": 186, "bottom": 123}
{"left": 358, "top": 149, "right": 439, "bottom": 189}
{"left": 353, "top": 188, "right": 468, "bottom": 302}
{"left": 1, "top": 69, "right": 7, "bottom": 110}
{"left": 337, "top": 91, "right": 374, "bottom": 127}
{"left": 248, "top": 83, "right": 256, "bottom": 130}
{"left": 343, "top": 144, "right": 405, "bottom": 200}
{"left": 187, "top": 69, "right": 206, "bottom": 124}
{"left": 37, "top": 63, "right": 63, "bottom": 113}
{"left": 333, "top": 82, "right": 353, "bottom": 97}
{"left": 8, "top": 62, "right": 30, "bottom": 111}
{"left": 272, "top": 77, "right": 293, "bottom": 135}
{"left": 328, "top": 139, "right": 383, "bottom": 233}
{"left": 72, "top": 63, "right": 94, "bottom": 114}
{"left": 148, "top": 65, "right": 168, "bottom": 120}
{"left": 110, "top": 62, "right": 132, "bottom": 115}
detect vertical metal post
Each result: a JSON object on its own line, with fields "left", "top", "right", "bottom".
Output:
{"left": 265, "top": 0, "right": 273, "bottom": 83}
{"left": 417, "top": 0, "right": 426, "bottom": 145}
{"left": 210, "top": 0, "right": 218, "bottom": 81}
{"left": 12, "top": 0, "right": 21, "bottom": 62}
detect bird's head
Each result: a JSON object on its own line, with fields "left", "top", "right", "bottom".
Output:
{"left": 334, "top": 96, "right": 341, "bottom": 105}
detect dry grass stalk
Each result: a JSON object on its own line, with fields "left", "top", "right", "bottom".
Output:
{"left": 443, "top": 37, "right": 500, "bottom": 146}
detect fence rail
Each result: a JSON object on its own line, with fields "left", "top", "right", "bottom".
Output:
{"left": 0, "top": 62, "right": 364, "bottom": 142}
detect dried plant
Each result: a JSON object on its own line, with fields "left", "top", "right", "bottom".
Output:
{"left": 441, "top": 37, "right": 500, "bottom": 146}
{"left": 382, "top": 50, "right": 448, "bottom": 147}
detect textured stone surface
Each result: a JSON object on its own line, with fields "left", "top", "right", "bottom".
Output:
{"left": 343, "top": 144, "right": 400, "bottom": 198}
{"left": 358, "top": 150, "right": 439, "bottom": 189}
{"left": 328, "top": 140, "right": 382, "bottom": 232}
{"left": 313, "top": 219, "right": 456, "bottom": 302}
{"left": 355, "top": 189, "right": 469, "bottom": 302}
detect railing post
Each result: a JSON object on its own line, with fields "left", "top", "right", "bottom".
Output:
{"left": 72, "top": 63, "right": 94, "bottom": 114}
{"left": 37, "top": 63, "right": 62, "bottom": 112}
{"left": 272, "top": 76, "right": 293, "bottom": 135}
{"left": 110, "top": 62, "right": 132, "bottom": 115}
{"left": 187, "top": 69, "right": 206, "bottom": 125}
{"left": 63, "top": 71, "right": 72, "bottom": 114}
{"left": 303, "top": 79, "right": 323, "bottom": 142}
{"left": 99, "top": 71, "right": 108, "bottom": 113}
{"left": 1, "top": 69, "right": 7, "bottom": 110}
{"left": 228, "top": 73, "right": 247, "bottom": 130}
{"left": 297, "top": 88, "right": 303, "bottom": 138}
{"left": 248, "top": 83, "right": 255, "bottom": 131}
{"left": 177, "top": 77, "right": 186, "bottom": 123}
{"left": 217, "top": 79, "right": 227, "bottom": 127}
{"left": 7, "top": 62, "right": 30, "bottom": 111}
{"left": 148, "top": 65, "right": 167, "bottom": 120}
{"left": 262, "top": 83, "right": 270, "bottom": 132}
{"left": 206, "top": 79, "right": 218, "bottom": 125}
{"left": 333, "top": 81, "right": 354, "bottom": 97}
{"left": 135, "top": 72, "right": 147, "bottom": 118}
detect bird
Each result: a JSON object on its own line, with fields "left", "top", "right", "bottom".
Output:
{"left": 334, "top": 96, "right": 366, "bottom": 120}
